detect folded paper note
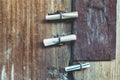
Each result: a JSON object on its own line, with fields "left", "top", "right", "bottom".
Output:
{"left": 43, "top": 34, "right": 77, "bottom": 47}
{"left": 46, "top": 11, "right": 78, "bottom": 20}
{"left": 65, "top": 63, "right": 90, "bottom": 72}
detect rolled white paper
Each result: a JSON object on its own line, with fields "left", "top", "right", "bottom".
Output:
{"left": 43, "top": 34, "right": 77, "bottom": 47}
{"left": 46, "top": 11, "right": 78, "bottom": 20}
{"left": 65, "top": 63, "right": 90, "bottom": 72}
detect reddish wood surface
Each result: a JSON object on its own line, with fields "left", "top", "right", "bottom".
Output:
{"left": 0, "top": 0, "right": 71, "bottom": 80}
{"left": 73, "top": 0, "right": 116, "bottom": 61}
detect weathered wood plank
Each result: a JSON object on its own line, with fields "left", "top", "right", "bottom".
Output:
{"left": 0, "top": 0, "right": 71, "bottom": 80}
{"left": 0, "top": 0, "right": 120, "bottom": 80}
{"left": 0, "top": 0, "right": 4, "bottom": 79}
{"left": 30, "top": 0, "right": 71, "bottom": 79}
{"left": 73, "top": 0, "right": 116, "bottom": 60}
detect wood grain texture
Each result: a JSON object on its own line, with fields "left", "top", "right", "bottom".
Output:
{"left": 0, "top": 0, "right": 120, "bottom": 80}
{"left": 0, "top": 0, "right": 71, "bottom": 80}
{"left": 73, "top": 0, "right": 116, "bottom": 60}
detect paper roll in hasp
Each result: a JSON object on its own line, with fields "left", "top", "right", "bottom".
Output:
{"left": 65, "top": 63, "right": 90, "bottom": 72}
{"left": 46, "top": 11, "right": 78, "bottom": 20}
{"left": 43, "top": 34, "right": 77, "bottom": 47}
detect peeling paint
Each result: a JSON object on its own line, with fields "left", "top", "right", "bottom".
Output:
{"left": 1, "top": 65, "right": 8, "bottom": 80}
{"left": 5, "top": 48, "right": 12, "bottom": 60}
{"left": 11, "top": 64, "right": 14, "bottom": 80}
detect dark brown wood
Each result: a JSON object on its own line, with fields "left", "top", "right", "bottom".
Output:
{"left": 73, "top": 0, "right": 116, "bottom": 61}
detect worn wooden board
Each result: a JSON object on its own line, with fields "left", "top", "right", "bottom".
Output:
{"left": 0, "top": 0, "right": 71, "bottom": 80}
{"left": 1, "top": 0, "right": 120, "bottom": 80}
{"left": 73, "top": 0, "right": 116, "bottom": 61}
